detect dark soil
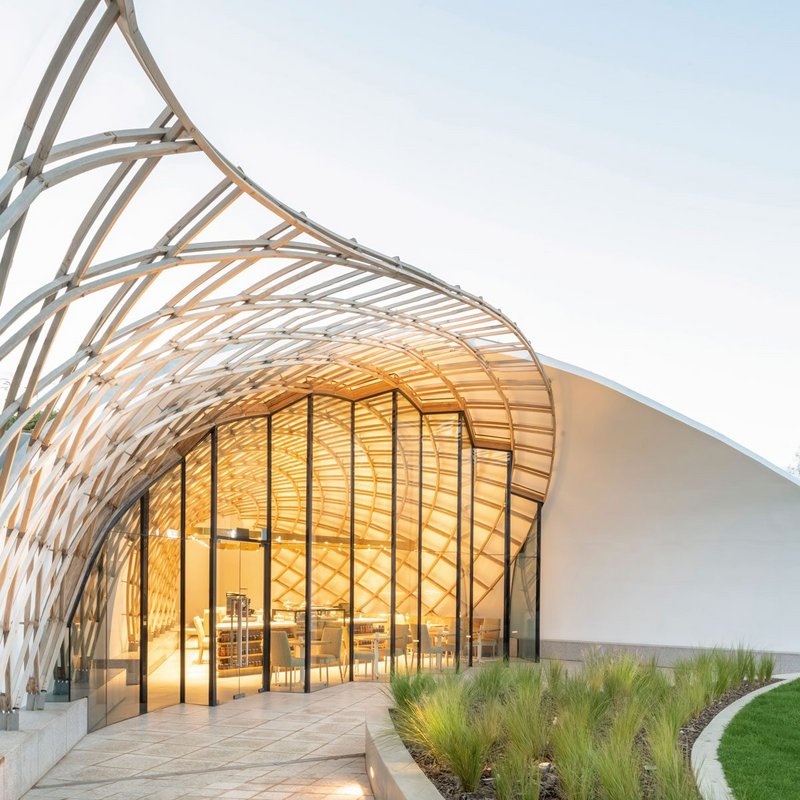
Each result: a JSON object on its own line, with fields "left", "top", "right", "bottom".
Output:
{"left": 677, "top": 679, "right": 776, "bottom": 760}
{"left": 395, "top": 679, "right": 776, "bottom": 800}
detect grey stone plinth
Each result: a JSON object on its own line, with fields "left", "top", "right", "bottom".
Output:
{"left": 0, "top": 698, "right": 87, "bottom": 800}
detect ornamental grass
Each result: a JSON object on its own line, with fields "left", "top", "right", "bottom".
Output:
{"left": 390, "top": 647, "right": 767, "bottom": 799}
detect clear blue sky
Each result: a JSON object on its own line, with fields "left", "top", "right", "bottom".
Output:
{"left": 1, "top": 1, "right": 798, "bottom": 468}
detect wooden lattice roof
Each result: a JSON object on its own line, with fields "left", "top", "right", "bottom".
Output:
{"left": 0, "top": 0, "right": 554, "bottom": 703}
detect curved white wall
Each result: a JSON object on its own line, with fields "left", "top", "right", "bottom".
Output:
{"left": 540, "top": 357, "right": 800, "bottom": 661}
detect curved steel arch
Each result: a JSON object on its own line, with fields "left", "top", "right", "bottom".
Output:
{"left": 0, "top": 0, "right": 554, "bottom": 703}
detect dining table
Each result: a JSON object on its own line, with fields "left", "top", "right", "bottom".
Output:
{"left": 353, "top": 629, "right": 389, "bottom": 678}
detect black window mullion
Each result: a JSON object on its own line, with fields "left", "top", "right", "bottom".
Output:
{"left": 179, "top": 459, "right": 186, "bottom": 703}
{"left": 209, "top": 427, "right": 218, "bottom": 705}
{"left": 390, "top": 391, "right": 398, "bottom": 674}
{"left": 349, "top": 401, "right": 355, "bottom": 681}
{"left": 502, "top": 452, "right": 512, "bottom": 661}
{"left": 535, "top": 500, "right": 542, "bottom": 663}
{"left": 416, "top": 413, "right": 423, "bottom": 671}
{"left": 468, "top": 448, "right": 475, "bottom": 668}
{"left": 262, "top": 415, "right": 272, "bottom": 692}
{"left": 455, "top": 415, "right": 463, "bottom": 671}
{"left": 139, "top": 492, "right": 149, "bottom": 715}
{"left": 304, "top": 396, "right": 313, "bottom": 693}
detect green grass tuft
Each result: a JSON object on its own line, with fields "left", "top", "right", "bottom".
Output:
{"left": 493, "top": 748, "right": 541, "bottom": 800}
{"left": 757, "top": 652, "right": 775, "bottom": 683}
{"left": 388, "top": 670, "right": 436, "bottom": 712}
{"left": 392, "top": 647, "right": 767, "bottom": 800}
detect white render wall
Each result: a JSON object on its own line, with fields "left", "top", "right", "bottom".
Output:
{"left": 540, "top": 357, "right": 800, "bottom": 659}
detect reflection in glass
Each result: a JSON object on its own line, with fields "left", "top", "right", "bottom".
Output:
{"left": 70, "top": 539, "right": 108, "bottom": 732}
{"left": 396, "top": 395, "right": 420, "bottom": 672}
{"left": 352, "top": 394, "right": 392, "bottom": 679}
{"left": 185, "top": 437, "right": 210, "bottom": 704}
{"left": 459, "top": 420, "right": 472, "bottom": 665}
{"left": 216, "top": 419, "right": 267, "bottom": 700}
{"left": 270, "top": 401, "right": 307, "bottom": 691}
{"left": 147, "top": 465, "right": 182, "bottom": 711}
{"left": 420, "top": 414, "right": 459, "bottom": 670}
{"left": 310, "top": 396, "right": 351, "bottom": 689}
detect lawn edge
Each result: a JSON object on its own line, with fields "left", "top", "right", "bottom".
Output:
{"left": 691, "top": 672, "right": 800, "bottom": 800}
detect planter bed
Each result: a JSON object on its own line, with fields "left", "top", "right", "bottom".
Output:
{"left": 386, "top": 650, "right": 775, "bottom": 800}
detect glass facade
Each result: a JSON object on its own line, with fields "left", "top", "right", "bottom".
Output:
{"left": 68, "top": 390, "right": 540, "bottom": 728}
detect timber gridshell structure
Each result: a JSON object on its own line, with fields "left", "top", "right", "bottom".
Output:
{"left": 0, "top": 0, "right": 554, "bottom": 706}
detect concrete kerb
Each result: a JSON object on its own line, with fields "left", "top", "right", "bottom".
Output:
{"left": 365, "top": 706, "right": 440, "bottom": 800}
{"left": 691, "top": 672, "right": 800, "bottom": 800}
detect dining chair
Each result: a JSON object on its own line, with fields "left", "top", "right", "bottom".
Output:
{"left": 193, "top": 616, "right": 209, "bottom": 663}
{"left": 311, "top": 625, "right": 344, "bottom": 684}
{"left": 478, "top": 619, "right": 501, "bottom": 659}
{"left": 270, "top": 630, "right": 304, "bottom": 690}
{"left": 419, "top": 623, "right": 443, "bottom": 671}
{"left": 376, "top": 623, "right": 411, "bottom": 672}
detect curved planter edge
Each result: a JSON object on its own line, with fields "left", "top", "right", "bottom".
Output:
{"left": 365, "top": 707, "right": 442, "bottom": 800}
{"left": 691, "top": 672, "right": 800, "bottom": 800}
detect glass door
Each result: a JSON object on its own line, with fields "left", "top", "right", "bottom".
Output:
{"left": 215, "top": 538, "right": 265, "bottom": 703}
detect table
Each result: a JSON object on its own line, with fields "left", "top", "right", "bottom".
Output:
{"left": 353, "top": 631, "right": 389, "bottom": 678}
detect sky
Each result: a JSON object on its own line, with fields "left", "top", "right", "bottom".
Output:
{"left": 0, "top": 1, "right": 798, "bottom": 470}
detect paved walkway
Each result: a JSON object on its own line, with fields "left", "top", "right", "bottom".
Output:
{"left": 25, "top": 682, "right": 388, "bottom": 800}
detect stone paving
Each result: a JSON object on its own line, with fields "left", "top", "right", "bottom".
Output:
{"left": 24, "top": 681, "right": 388, "bottom": 800}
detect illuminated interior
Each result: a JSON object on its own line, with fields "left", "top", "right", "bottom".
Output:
{"left": 68, "top": 390, "right": 541, "bottom": 730}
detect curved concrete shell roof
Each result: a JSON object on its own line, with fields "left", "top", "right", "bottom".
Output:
{"left": 0, "top": 1, "right": 554, "bottom": 700}
{"left": 540, "top": 356, "right": 800, "bottom": 661}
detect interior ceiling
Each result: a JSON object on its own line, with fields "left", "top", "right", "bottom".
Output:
{"left": 0, "top": 0, "right": 555, "bottom": 702}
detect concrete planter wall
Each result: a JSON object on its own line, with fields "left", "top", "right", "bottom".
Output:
{"left": 0, "top": 698, "right": 87, "bottom": 800}
{"left": 365, "top": 707, "right": 441, "bottom": 800}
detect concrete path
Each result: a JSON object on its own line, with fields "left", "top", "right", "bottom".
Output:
{"left": 23, "top": 682, "right": 388, "bottom": 800}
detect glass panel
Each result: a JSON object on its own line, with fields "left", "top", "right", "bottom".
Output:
{"left": 105, "top": 504, "right": 141, "bottom": 726}
{"left": 238, "top": 542, "right": 265, "bottom": 692}
{"left": 216, "top": 419, "right": 267, "bottom": 701}
{"left": 460, "top": 420, "right": 473, "bottom": 665}
{"left": 509, "top": 497, "right": 540, "bottom": 660}
{"left": 270, "top": 401, "right": 308, "bottom": 691}
{"left": 215, "top": 540, "right": 265, "bottom": 701}
{"left": 310, "top": 396, "right": 351, "bottom": 689}
{"left": 420, "top": 414, "right": 459, "bottom": 671}
{"left": 185, "top": 436, "right": 211, "bottom": 704}
{"left": 147, "top": 465, "right": 182, "bottom": 711}
{"left": 48, "top": 630, "right": 70, "bottom": 702}
{"left": 352, "top": 394, "right": 392, "bottom": 680}
{"left": 471, "top": 449, "right": 508, "bottom": 662}
{"left": 395, "top": 396, "right": 420, "bottom": 674}
{"left": 70, "top": 540, "right": 108, "bottom": 731}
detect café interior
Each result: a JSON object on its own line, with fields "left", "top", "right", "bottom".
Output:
{"left": 67, "top": 391, "right": 541, "bottom": 731}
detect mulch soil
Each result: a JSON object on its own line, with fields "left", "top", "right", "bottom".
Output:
{"left": 395, "top": 679, "right": 776, "bottom": 800}
{"left": 676, "top": 679, "right": 776, "bottom": 760}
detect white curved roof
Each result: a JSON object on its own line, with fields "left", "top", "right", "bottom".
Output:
{"left": 540, "top": 354, "right": 800, "bottom": 489}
